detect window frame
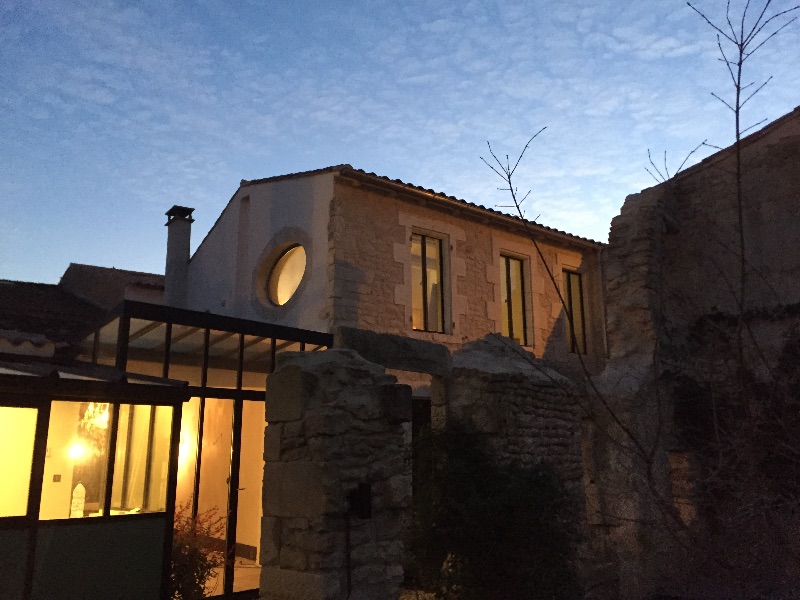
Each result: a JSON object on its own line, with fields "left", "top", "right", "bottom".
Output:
{"left": 500, "top": 254, "right": 529, "bottom": 346}
{"left": 562, "top": 269, "right": 587, "bottom": 354}
{"left": 411, "top": 232, "right": 447, "bottom": 334}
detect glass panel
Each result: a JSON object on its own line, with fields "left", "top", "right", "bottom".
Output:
{"left": 111, "top": 404, "right": 151, "bottom": 513}
{"left": 425, "top": 236, "right": 443, "bottom": 333}
{"left": 234, "top": 400, "right": 266, "bottom": 592}
{"left": 129, "top": 319, "right": 168, "bottom": 350}
{"left": 410, "top": 234, "right": 424, "bottom": 330}
{"left": 96, "top": 319, "right": 120, "bottom": 366}
{"left": 500, "top": 257, "right": 510, "bottom": 338}
{"left": 564, "top": 271, "right": 586, "bottom": 354}
{"left": 197, "top": 398, "right": 233, "bottom": 597}
{"left": 242, "top": 336, "right": 272, "bottom": 391}
{"left": 509, "top": 258, "right": 527, "bottom": 346}
{"left": 126, "top": 319, "right": 168, "bottom": 378}
{"left": 176, "top": 397, "right": 201, "bottom": 510}
{"left": 147, "top": 405, "right": 173, "bottom": 511}
{"left": 41, "top": 401, "right": 111, "bottom": 519}
{"left": 75, "top": 331, "right": 95, "bottom": 363}
{"left": 169, "top": 325, "right": 206, "bottom": 386}
{"left": 268, "top": 245, "right": 307, "bottom": 306}
{"left": 206, "top": 330, "right": 240, "bottom": 389}
{"left": 0, "top": 407, "right": 37, "bottom": 517}
{"left": 111, "top": 404, "right": 173, "bottom": 514}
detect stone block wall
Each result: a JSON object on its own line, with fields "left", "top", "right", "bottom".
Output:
{"left": 260, "top": 349, "right": 411, "bottom": 600}
{"left": 433, "top": 333, "right": 585, "bottom": 503}
{"left": 328, "top": 175, "right": 605, "bottom": 371}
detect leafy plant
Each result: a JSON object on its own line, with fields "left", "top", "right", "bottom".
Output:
{"left": 405, "top": 421, "right": 581, "bottom": 600}
{"left": 170, "top": 502, "right": 226, "bottom": 600}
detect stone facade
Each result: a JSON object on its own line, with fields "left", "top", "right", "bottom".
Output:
{"left": 260, "top": 349, "right": 411, "bottom": 600}
{"left": 329, "top": 176, "right": 606, "bottom": 375}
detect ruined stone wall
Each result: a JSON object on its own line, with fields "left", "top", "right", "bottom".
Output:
{"left": 603, "top": 107, "right": 800, "bottom": 380}
{"left": 260, "top": 349, "right": 411, "bottom": 600}
{"left": 328, "top": 177, "right": 605, "bottom": 370}
{"left": 434, "top": 335, "right": 584, "bottom": 494}
{"left": 596, "top": 108, "right": 800, "bottom": 598}
{"left": 662, "top": 109, "right": 800, "bottom": 333}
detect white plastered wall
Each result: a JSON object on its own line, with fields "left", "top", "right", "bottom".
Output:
{"left": 185, "top": 173, "right": 335, "bottom": 333}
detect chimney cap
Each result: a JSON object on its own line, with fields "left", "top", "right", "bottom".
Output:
{"left": 165, "top": 205, "right": 195, "bottom": 225}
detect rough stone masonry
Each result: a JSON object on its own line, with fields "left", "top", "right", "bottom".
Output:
{"left": 260, "top": 349, "right": 412, "bottom": 600}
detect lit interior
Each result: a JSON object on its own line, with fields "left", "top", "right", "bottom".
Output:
{"left": 40, "top": 401, "right": 110, "bottom": 519}
{"left": 268, "top": 245, "right": 306, "bottom": 306}
{"left": 0, "top": 407, "right": 37, "bottom": 517}
{"left": 39, "top": 400, "right": 173, "bottom": 519}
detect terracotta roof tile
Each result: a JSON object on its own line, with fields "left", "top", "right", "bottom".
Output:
{"left": 241, "top": 164, "right": 602, "bottom": 247}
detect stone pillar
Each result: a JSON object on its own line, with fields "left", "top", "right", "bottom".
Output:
{"left": 260, "top": 349, "right": 411, "bottom": 600}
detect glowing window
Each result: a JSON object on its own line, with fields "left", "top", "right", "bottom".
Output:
{"left": 268, "top": 245, "right": 306, "bottom": 306}
{"left": 411, "top": 233, "right": 445, "bottom": 333}
{"left": 501, "top": 255, "right": 528, "bottom": 346}
{"left": 111, "top": 404, "right": 173, "bottom": 514}
{"left": 0, "top": 407, "right": 38, "bottom": 517}
{"left": 40, "top": 401, "right": 111, "bottom": 519}
{"left": 563, "top": 270, "right": 587, "bottom": 354}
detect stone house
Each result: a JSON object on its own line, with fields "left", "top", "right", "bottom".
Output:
{"left": 5, "top": 99, "right": 799, "bottom": 598}
{"left": 169, "top": 165, "right": 606, "bottom": 376}
{"left": 0, "top": 167, "right": 604, "bottom": 600}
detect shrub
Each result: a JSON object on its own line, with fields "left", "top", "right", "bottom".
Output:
{"left": 170, "top": 502, "right": 226, "bottom": 600}
{"left": 405, "top": 421, "right": 581, "bottom": 600}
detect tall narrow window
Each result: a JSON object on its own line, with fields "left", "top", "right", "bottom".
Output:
{"left": 501, "top": 255, "right": 528, "bottom": 345}
{"left": 563, "top": 270, "right": 587, "bottom": 354}
{"left": 411, "top": 233, "right": 445, "bottom": 333}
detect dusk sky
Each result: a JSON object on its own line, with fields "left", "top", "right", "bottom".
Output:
{"left": 2, "top": 0, "right": 798, "bottom": 284}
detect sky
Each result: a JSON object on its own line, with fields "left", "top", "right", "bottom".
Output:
{"left": 2, "top": 0, "right": 798, "bottom": 284}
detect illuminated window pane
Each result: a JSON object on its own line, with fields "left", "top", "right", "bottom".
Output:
{"left": 175, "top": 397, "right": 200, "bottom": 509}
{"left": 234, "top": 400, "right": 265, "bottom": 591}
{"left": 197, "top": 398, "right": 233, "bottom": 595}
{"left": 501, "top": 256, "right": 528, "bottom": 346}
{"left": 41, "top": 401, "right": 111, "bottom": 519}
{"left": 411, "top": 233, "right": 445, "bottom": 333}
{"left": 111, "top": 405, "right": 174, "bottom": 514}
{"left": 147, "top": 405, "right": 173, "bottom": 511}
{"left": 563, "top": 271, "right": 587, "bottom": 354}
{"left": 112, "top": 405, "right": 150, "bottom": 512}
{"left": 0, "top": 407, "right": 37, "bottom": 517}
{"left": 268, "top": 245, "right": 306, "bottom": 306}
{"left": 425, "top": 237, "right": 443, "bottom": 333}
{"left": 411, "top": 235, "right": 424, "bottom": 329}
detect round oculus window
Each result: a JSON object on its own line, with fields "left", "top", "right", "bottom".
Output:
{"left": 268, "top": 245, "right": 306, "bottom": 305}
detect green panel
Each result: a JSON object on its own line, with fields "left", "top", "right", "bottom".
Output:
{"left": 32, "top": 517, "right": 166, "bottom": 600}
{"left": 0, "top": 528, "right": 29, "bottom": 600}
